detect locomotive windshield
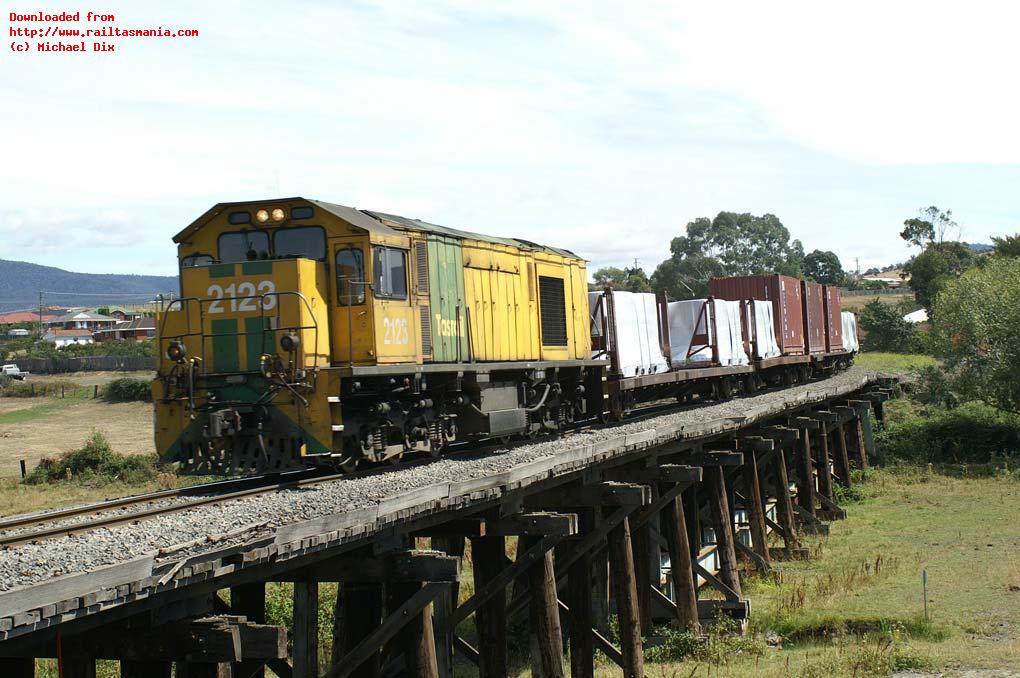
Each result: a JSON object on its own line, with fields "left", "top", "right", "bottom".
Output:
{"left": 273, "top": 226, "right": 326, "bottom": 260}
{"left": 218, "top": 230, "right": 269, "bottom": 262}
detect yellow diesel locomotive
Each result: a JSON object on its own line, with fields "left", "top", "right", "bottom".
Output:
{"left": 154, "top": 198, "right": 606, "bottom": 474}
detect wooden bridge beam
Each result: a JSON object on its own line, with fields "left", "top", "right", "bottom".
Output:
{"left": 660, "top": 485, "right": 700, "bottom": 633}
{"left": 469, "top": 536, "right": 507, "bottom": 678}
{"left": 606, "top": 514, "right": 644, "bottom": 678}
{"left": 707, "top": 465, "right": 742, "bottom": 597}
{"left": 566, "top": 511, "right": 595, "bottom": 678}
{"left": 525, "top": 535, "right": 565, "bottom": 678}
{"left": 738, "top": 444, "right": 772, "bottom": 571}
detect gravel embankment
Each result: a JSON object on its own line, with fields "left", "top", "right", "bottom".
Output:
{"left": 0, "top": 367, "right": 878, "bottom": 592}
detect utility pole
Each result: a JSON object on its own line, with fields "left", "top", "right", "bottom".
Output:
{"left": 38, "top": 291, "right": 43, "bottom": 337}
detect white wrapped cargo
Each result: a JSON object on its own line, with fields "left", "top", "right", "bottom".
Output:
{"left": 589, "top": 291, "right": 668, "bottom": 376}
{"left": 841, "top": 311, "right": 859, "bottom": 352}
{"left": 667, "top": 300, "right": 712, "bottom": 364}
{"left": 749, "top": 300, "right": 781, "bottom": 359}
{"left": 667, "top": 299, "right": 749, "bottom": 367}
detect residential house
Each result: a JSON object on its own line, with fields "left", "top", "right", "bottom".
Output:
{"left": 44, "top": 311, "right": 118, "bottom": 332}
{"left": 105, "top": 306, "right": 145, "bottom": 322}
{"left": 41, "top": 329, "right": 94, "bottom": 347}
{"left": 93, "top": 317, "right": 156, "bottom": 342}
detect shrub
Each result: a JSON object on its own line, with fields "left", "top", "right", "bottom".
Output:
{"left": 25, "top": 430, "right": 160, "bottom": 484}
{"left": 103, "top": 378, "right": 152, "bottom": 402}
{"left": 1, "top": 378, "right": 80, "bottom": 398}
{"left": 858, "top": 299, "right": 925, "bottom": 353}
{"left": 876, "top": 400, "right": 1020, "bottom": 465}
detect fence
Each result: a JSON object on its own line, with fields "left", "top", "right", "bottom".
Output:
{"left": 14, "top": 356, "right": 156, "bottom": 374}
{"left": 0, "top": 382, "right": 106, "bottom": 399}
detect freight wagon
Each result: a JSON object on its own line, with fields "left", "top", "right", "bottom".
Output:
{"left": 591, "top": 277, "right": 855, "bottom": 418}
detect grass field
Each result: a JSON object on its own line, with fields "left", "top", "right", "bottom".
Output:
{"left": 855, "top": 352, "right": 936, "bottom": 373}
{"left": 0, "top": 371, "right": 155, "bottom": 479}
{"left": 841, "top": 293, "right": 915, "bottom": 312}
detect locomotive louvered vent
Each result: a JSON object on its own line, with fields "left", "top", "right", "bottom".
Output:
{"left": 415, "top": 241, "right": 429, "bottom": 294}
{"left": 538, "top": 276, "right": 568, "bottom": 346}
{"left": 420, "top": 305, "right": 433, "bottom": 356}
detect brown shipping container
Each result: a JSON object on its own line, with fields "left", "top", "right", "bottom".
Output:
{"left": 709, "top": 274, "right": 805, "bottom": 355}
{"left": 823, "top": 285, "right": 844, "bottom": 352}
{"left": 801, "top": 280, "right": 826, "bottom": 353}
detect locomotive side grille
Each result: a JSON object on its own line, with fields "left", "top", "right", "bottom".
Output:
{"left": 420, "top": 304, "right": 433, "bottom": 357}
{"left": 538, "top": 276, "right": 568, "bottom": 346}
{"left": 415, "top": 241, "right": 429, "bottom": 294}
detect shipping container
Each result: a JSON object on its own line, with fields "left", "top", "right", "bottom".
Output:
{"left": 801, "top": 280, "right": 825, "bottom": 353}
{"left": 709, "top": 274, "right": 805, "bottom": 355}
{"left": 822, "top": 285, "right": 844, "bottom": 352}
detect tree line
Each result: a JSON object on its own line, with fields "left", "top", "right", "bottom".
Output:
{"left": 591, "top": 211, "right": 861, "bottom": 299}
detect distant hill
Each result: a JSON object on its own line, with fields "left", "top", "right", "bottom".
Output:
{"left": 0, "top": 259, "right": 178, "bottom": 313}
{"left": 968, "top": 243, "right": 994, "bottom": 254}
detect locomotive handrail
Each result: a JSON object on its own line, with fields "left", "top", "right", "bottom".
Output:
{"left": 157, "top": 290, "right": 322, "bottom": 376}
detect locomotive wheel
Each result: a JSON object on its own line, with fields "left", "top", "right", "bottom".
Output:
{"left": 335, "top": 455, "right": 358, "bottom": 473}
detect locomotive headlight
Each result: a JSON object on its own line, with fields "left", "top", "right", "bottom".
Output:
{"left": 166, "top": 341, "right": 187, "bottom": 362}
{"left": 255, "top": 209, "right": 270, "bottom": 223}
{"left": 280, "top": 332, "right": 300, "bottom": 353}
{"left": 271, "top": 208, "right": 285, "bottom": 222}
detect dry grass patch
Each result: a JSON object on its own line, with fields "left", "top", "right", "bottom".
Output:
{"left": 0, "top": 399, "right": 153, "bottom": 477}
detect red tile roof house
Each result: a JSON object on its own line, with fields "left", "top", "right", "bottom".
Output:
{"left": 93, "top": 317, "right": 156, "bottom": 342}
{"left": 0, "top": 311, "right": 57, "bottom": 324}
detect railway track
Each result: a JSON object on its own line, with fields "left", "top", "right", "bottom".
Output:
{"left": 0, "top": 376, "right": 819, "bottom": 550}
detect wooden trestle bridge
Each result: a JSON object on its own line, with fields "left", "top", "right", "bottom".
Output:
{"left": 0, "top": 374, "right": 896, "bottom": 678}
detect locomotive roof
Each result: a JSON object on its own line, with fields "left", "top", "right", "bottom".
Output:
{"left": 174, "top": 198, "right": 582, "bottom": 259}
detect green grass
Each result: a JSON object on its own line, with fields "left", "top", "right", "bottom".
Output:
{"left": 0, "top": 397, "right": 76, "bottom": 425}
{"left": 625, "top": 468, "right": 1020, "bottom": 676}
{"left": 855, "top": 352, "right": 936, "bottom": 372}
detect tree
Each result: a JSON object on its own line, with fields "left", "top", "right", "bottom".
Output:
{"left": 591, "top": 266, "right": 652, "bottom": 293}
{"left": 991, "top": 233, "right": 1020, "bottom": 258}
{"left": 857, "top": 299, "right": 923, "bottom": 353}
{"left": 653, "top": 211, "right": 804, "bottom": 299}
{"left": 902, "top": 241, "right": 975, "bottom": 313}
{"left": 934, "top": 256, "right": 1020, "bottom": 414}
{"left": 802, "top": 250, "right": 846, "bottom": 286}
{"left": 667, "top": 212, "right": 803, "bottom": 276}
{"left": 900, "top": 206, "right": 959, "bottom": 249}
{"left": 650, "top": 255, "right": 726, "bottom": 300}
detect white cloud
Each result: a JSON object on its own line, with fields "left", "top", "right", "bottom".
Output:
{"left": 0, "top": 209, "right": 143, "bottom": 254}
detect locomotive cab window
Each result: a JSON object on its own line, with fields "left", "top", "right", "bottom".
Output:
{"left": 335, "top": 248, "right": 365, "bottom": 305}
{"left": 218, "top": 230, "right": 269, "bottom": 263}
{"left": 372, "top": 246, "right": 408, "bottom": 300}
{"left": 181, "top": 254, "right": 214, "bottom": 268}
{"left": 273, "top": 226, "right": 326, "bottom": 260}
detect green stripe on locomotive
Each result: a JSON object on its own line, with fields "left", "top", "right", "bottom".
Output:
{"left": 426, "top": 234, "right": 469, "bottom": 362}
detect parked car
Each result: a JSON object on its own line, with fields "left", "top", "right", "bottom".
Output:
{"left": 1, "top": 364, "right": 29, "bottom": 380}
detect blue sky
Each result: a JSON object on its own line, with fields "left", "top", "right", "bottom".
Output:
{"left": 2, "top": 0, "right": 1018, "bottom": 279}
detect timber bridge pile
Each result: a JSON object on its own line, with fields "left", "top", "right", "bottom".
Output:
{"left": 0, "top": 368, "right": 897, "bottom": 678}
